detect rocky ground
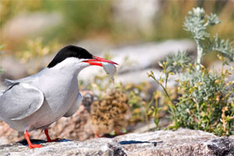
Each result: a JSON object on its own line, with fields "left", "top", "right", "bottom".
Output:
{"left": 0, "top": 129, "right": 233, "bottom": 156}
{"left": 0, "top": 93, "right": 233, "bottom": 156}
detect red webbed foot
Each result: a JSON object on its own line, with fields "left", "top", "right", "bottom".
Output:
{"left": 24, "top": 130, "right": 42, "bottom": 149}
{"left": 44, "top": 129, "right": 60, "bottom": 142}
{"left": 28, "top": 144, "right": 42, "bottom": 149}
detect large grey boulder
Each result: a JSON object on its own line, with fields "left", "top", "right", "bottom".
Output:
{"left": 0, "top": 129, "right": 233, "bottom": 156}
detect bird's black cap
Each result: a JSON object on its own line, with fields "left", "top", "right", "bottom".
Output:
{"left": 48, "top": 45, "right": 93, "bottom": 68}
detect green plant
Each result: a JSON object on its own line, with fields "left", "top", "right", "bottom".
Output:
{"left": 173, "top": 56, "right": 234, "bottom": 134}
{"left": 120, "top": 82, "right": 151, "bottom": 124}
{"left": 148, "top": 7, "right": 234, "bottom": 136}
{"left": 146, "top": 91, "right": 165, "bottom": 129}
{"left": 184, "top": 7, "right": 233, "bottom": 69}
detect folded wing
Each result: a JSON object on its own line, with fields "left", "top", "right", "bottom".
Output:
{"left": 0, "top": 83, "right": 44, "bottom": 121}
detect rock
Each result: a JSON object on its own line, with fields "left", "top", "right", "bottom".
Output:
{"left": 0, "top": 138, "right": 124, "bottom": 156}
{"left": 115, "top": 68, "right": 159, "bottom": 84}
{"left": 0, "top": 129, "right": 233, "bottom": 156}
{"left": 207, "top": 136, "right": 234, "bottom": 156}
{"left": 115, "top": 68, "right": 178, "bottom": 87}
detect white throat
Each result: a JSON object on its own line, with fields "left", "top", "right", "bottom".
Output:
{"left": 49, "top": 57, "right": 89, "bottom": 76}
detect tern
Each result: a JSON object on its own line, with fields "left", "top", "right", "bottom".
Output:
{"left": 0, "top": 45, "right": 117, "bottom": 149}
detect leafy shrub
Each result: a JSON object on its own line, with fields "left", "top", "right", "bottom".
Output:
{"left": 79, "top": 53, "right": 152, "bottom": 125}
{"left": 83, "top": 72, "right": 152, "bottom": 124}
{"left": 148, "top": 7, "right": 234, "bottom": 136}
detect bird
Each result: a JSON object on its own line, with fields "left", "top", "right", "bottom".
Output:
{"left": 0, "top": 45, "right": 117, "bottom": 149}
{"left": 90, "top": 90, "right": 131, "bottom": 138}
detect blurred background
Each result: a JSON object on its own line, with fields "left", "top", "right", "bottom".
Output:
{"left": 0, "top": 0, "right": 233, "bottom": 82}
{"left": 1, "top": 0, "right": 233, "bottom": 48}
{"left": 0, "top": 0, "right": 233, "bottom": 67}
{"left": 0, "top": 0, "right": 233, "bottom": 144}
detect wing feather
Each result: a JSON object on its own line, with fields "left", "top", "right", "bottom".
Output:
{"left": 0, "top": 83, "right": 44, "bottom": 120}
{"left": 63, "top": 93, "right": 82, "bottom": 117}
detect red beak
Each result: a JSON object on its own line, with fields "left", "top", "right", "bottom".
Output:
{"left": 82, "top": 56, "right": 118, "bottom": 67}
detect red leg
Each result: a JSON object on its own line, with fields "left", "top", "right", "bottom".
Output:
{"left": 94, "top": 131, "right": 100, "bottom": 138}
{"left": 115, "top": 129, "right": 123, "bottom": 135}
{"left": 44, "top": 129, "right": 59, "bottom": 142}
{"left": 24, "top": 130, "right": 42, "bottom": 149}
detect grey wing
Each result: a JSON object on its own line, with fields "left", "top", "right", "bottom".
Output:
{"left": 63, "top": 93, "right": 82, "bottom": 117}
{"left": 0, "top": 83, "right": 44, "bottom": 121}
{"left": 5, "top": 78, "right": 30, "bottom": 87}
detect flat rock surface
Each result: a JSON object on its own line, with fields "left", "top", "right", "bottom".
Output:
{"left": 0, "top": 129, "right": 233, "bottom": 156}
